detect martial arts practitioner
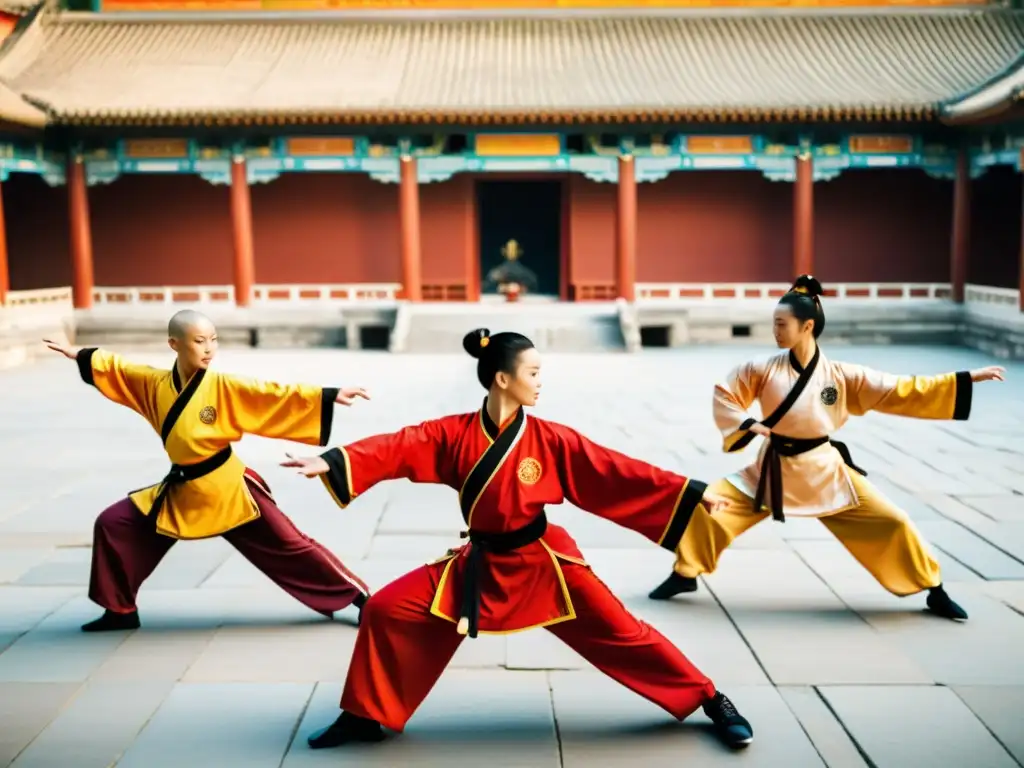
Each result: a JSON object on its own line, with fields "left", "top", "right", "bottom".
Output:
{"left": 283, "top": 328, "right": 755, "bottom": 751}
{"left": 649, "top": 275, "right": 1006, "bottom": 621}
{"left": 43, "top": 309, "right": 371, "bottom": 632}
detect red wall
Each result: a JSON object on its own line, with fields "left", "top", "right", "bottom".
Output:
{"left": 89, "top": 175, "right": 234, "bottom": 286}
{"left": 251, "top": 172, "right": 400, "bottom": 284}
{"left": 3, "top": 165, "right": 1016, "bottom": 294}
{"left": 815, "top": 169, "right": 953, "bottom": 283}
{"left": 968, "top": 165, "right": 1022, "bottom": 290}
{"left": 3, "top": 173, "right": 71, "bottom": 291}
{"left": 420, "top": 175, "right": 474, "bottom": 286}
{"left": 636, "top": 172, "right": 792, "bottom": 282}
{"left": 566, "top": 175, "right": 616, "bottom": 284}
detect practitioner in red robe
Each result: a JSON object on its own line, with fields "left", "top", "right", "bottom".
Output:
{"left": 43, "top": 309, "right": 371, "bottom": 632}
{"left": 282, "top": 328, "right": 755, "bottom": 751}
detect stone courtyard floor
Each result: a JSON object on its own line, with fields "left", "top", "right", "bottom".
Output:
{"left": 1, "top": 344, "right": 1023, "bottom": 767}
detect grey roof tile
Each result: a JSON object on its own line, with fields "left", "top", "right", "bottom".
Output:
{"left": 0, "top": 9, "right": 1022, "bottom": 126}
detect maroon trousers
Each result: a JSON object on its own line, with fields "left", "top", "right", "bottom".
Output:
{"left": 89, "top": 474, "right": 369, "bottom": 616}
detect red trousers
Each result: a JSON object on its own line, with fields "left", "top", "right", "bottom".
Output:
{"left": 89, "top": 476, "right": 369, "bottom": 616}
{"left": 341, "top": 559, "right": 717, "bottom": 731}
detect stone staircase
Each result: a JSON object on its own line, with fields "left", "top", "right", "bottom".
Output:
{"left": 390, "top": 300, "right": 633, "bottom": 354}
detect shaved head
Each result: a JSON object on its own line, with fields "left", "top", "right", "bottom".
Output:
{"left": 167, "top": 309, "right": 218, "bottom": 372}
{"left": 168, "top": 309, "right": 214, "bottom": 340}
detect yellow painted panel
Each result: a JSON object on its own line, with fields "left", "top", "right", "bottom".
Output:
{"left": 475, "top": 134, "right": 561, "bottom": 157}
{"left": 123, "top": 139, "right": 190, "bottom": 158}
{"left": 849, "top": 135, "right": 914, "bottom": 154}
{"left": 286, "top": 137, "right": 356, "bottom": 156}
{"left": 687, "top": 136, "right": 753, "bottom": 154}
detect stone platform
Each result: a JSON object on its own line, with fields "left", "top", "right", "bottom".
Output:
{"left": 2, "top": 345, "right": 1024, "bottom": 767}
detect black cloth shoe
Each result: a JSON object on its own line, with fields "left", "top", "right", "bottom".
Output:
{"left": 81, "top": 610, "right": 140, "bottom": 633}
{"left": 353, "top": 593, "right": 368, "bottom": 610}
{"left": 927, "top": 585, "right": 968, "bottom": 621}
{"left": 307, "top": 711, "right": 385, "bottom": 749}
{"left": 648, "top": 572, "right": 698, "bottom": 600}
{"left": 703, "top": 691, "right": 753, "bottom": 749}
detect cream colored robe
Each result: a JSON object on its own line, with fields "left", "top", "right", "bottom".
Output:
{"left": 715, "top": 349, "right": 971, "bottom": 518}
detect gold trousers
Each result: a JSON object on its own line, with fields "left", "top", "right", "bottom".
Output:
{"left": 676, "top": 469, "right": 942, "bottom": 596}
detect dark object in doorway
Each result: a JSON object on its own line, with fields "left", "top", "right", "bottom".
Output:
{"left": 731, "top": 325, "right": 751, "bottom": 338}
{"left": 359, "top": 325, "right": 391, "bottom": 350}
{"left": 640, "top": 326, "right": 671, "bottom": 348}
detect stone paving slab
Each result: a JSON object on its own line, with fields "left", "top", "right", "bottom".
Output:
{"left": 117, "top": 682, "right": 313, "bottom": 768}
{"left": 1, "top": 346, "right": 1023, "bottom": 766}
{"left": 776, "top": 687, "right": 867, "bottom": 768}
{"left": 552, "top": 674, "right": 823, "bottom": 767}
{"left": 0, "top": 683, "right": 81, "bottom": 766}
{"left": 284, "top": 672, "right": 559, "bottom": 767}
{"left": 953, "top": 686, "right": 1024, "bottom": 765}
{"left": 819, "top": 685, "right": 1018, "bottom": 767}
{"left": 703, "top": 550, "right": 935, "bottom": 685}
{"left": 9, "top": 681, "right": 173, "bottom": 768}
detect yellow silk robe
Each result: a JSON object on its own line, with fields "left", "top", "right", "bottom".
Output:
{"left": 716, "top": 349, "right": 971, "bottom": 518}
{"left": 78, "top": 348, "right": 337, "bottom": 539}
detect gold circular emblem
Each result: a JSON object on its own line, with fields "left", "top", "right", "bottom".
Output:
{"left": 517, "top": 457, "right": 542, "bottom": 485}
{"left": 198, "top": 405, "right": 217, "bottom": 425}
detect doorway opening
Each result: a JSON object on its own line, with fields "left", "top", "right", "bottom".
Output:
{"left": 476, "top": 180, "right": 562, "bottom": 299}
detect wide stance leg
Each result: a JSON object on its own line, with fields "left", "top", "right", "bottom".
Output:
{"left": 549, "top": 563, "right": 752, "bottom": 748}
{"left": 308, "top": 561, "right": 463, "bottom": 748}
{"left": 821, "top": 471, "right": 965, "bottom": 620}
{"left": 86, "top": 497, "right": 176, "bottom": 631}
{"left": 223, "top": 478, "right": 370, "bottom": 618}
{"left": 650, "top": 479, "right": 768, "bottom": 600}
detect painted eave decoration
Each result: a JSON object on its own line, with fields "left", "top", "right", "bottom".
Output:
{"left": 0, "top": 7, "right": 1023, "bottom": 128}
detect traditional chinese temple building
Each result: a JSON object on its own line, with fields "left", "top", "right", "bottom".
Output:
{"left": 0, "top": 0, "right": 1022, "bottom": 314}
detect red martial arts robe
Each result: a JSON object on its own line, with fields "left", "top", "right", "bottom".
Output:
{"left": 319, "top": 400, "right": 717, "bottom": 732}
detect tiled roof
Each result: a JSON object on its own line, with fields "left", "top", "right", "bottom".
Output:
{"left": 942, "top": 54, "right": 1024, "bottom": 123}
{"left": 1, "top": 9, "right": 1023, "bottom": 127}
{"left": 0, "top": 0, "right": 39, "bottom": 17}
{"left": 0, "top": 81, "right": 44, "bottom": 126}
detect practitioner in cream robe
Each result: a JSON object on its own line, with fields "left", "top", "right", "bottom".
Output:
{"left": 648, "top": 275, "right": 1006, "bottom": 621}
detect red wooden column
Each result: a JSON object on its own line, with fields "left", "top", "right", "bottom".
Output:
{"left": 399, "top": 155, "right": 422, "bottom": 302}
{"left": 68, "top": 156, "right": 95, "bottom": 310}
{"left": 793, "top": 152, "right": 814, "bottom": 278}
{"left": 950, "top": 148, "right": 970, "bottom": 304}
{"left": 230, "top": 156, "right": 255, "bottom": 308}
{"left": 0, "top": 175, "right": 9, "bottom": 306}
{"left": 616, "top": 154, "right": 637, "bottom": 301}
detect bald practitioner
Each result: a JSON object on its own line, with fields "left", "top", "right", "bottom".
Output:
{"left": 44, "top": 310, "right": 372, "bottom": 632}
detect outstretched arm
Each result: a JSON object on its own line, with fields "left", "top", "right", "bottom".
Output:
{"left": 552, "top": 424, "right": 716, "bottom": 553}
{"left": 714, "top": 360, "right": 767, "bottom": 452}
{"left": 46, "top": 339, "right": 158, "bottom": 417}
{"left": 282, "top": 418, "right": 452, "bottom": 509}
{"left": 841, "top": 363, "right": 1004, "bottom": 421}
{"left": 216, "top": 374, "right": 369, "bottom": 446}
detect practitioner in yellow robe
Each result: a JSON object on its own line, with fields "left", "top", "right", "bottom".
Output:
{"left": 44, "top": 309, "right": 372, "bottom": 632}
{"left": 648, "top": 275, "right": 1005, "bottom": 621}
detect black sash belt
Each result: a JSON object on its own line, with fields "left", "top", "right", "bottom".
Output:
{"left": 146, "top": 447, "right": 233, "bottom": 518}
{"left": 753, "top": 436, "right": 867, "bottom": 523}
{"left": 457, "top": 511, "right": 548, "bottom": 639}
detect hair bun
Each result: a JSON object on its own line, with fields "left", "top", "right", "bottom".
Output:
{"left": 791, "top": 274, "right": 824, "bottom": 298}
{"left": 461, "top": 328, "right": 491, "bottom": 359}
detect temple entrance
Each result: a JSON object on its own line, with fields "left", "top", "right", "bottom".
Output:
{"left": 476, "top": 180, "right": 562, "bottom": 299}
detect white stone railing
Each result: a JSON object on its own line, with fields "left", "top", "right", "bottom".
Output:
{"left": 964, "top": 283, "right": 1020, "bottom": 310}
{"left": 2, "top": 286, "right": 74, "bottom": 308}
{"left": 635, "top": 283, "right": 953, "bottom": 301}
{"left": 0, "top": 287, "right": 74, "bottom": 334}
{"left": 91, "top": 283, "right": 402, "bottom": 306}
